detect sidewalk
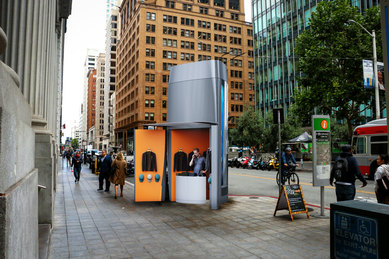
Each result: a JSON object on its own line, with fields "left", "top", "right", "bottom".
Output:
{"left": 48, "top": 159, "right": 330, "bottom": 259}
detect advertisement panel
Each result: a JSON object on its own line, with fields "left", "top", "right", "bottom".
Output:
{"left": 363, "top": 59, "right": 385, "bottom": 90}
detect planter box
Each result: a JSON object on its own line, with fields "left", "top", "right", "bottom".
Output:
{"left": 176, "top": 175, "right": 206, "bottom": 204}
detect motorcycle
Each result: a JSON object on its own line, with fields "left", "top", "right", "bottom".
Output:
{"left": 228, "top": 157, "right": 241, "bottom": 168}
{"left": 247, "top": 156, "right": 260, "bottom": 170}
{"left": 267, "top": 156, "right": 279, "bottom": 171}
{"left": 240, "top": 156, "right": 251, "bottom": 169}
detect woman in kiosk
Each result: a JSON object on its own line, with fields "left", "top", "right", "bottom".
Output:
{"left": 189, "top": 148, "right": 206, "bottom": 176}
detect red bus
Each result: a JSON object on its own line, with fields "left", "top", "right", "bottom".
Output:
{"left": 352, "top": 119, "right": 388, "bottom": 179}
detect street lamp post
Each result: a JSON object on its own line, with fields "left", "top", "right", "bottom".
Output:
{"left": 348, "top": 19, "right": 380, "bottom": 119}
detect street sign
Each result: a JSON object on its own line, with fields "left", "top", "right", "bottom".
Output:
{"left": 274, "top": 184, "right": 310, "bottom": 221}
{"left": 333, "top": 211, "right": 378, "bottom": 258}
{"left": 312, "top": 115, "right": 331, "bottom": 186}
{"left": 273, "top": 108, "right": 284, "bottom": 124}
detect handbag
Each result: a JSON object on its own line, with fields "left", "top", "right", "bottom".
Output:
{"left": 377, "top": 174, "right": 389, "bottom": 195}
{"left": 110, "top": 161, "right": 117, "bottom": 176}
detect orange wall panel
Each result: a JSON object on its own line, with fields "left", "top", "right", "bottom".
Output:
{"left": 134, "top": 129, "right": 166, "bottom": 202}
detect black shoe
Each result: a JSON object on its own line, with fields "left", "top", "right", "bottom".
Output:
{"left": 75, "top": 180, "right": 77, "bottom": 183}
{"left": 104, "top": 189, "right": 110, "bottom": 192}
{"left": 97, "top": 188, "right": 103, "bottom": 192}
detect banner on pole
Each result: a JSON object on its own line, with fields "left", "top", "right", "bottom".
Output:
{"left": 363, "top": 59, "right": 385, "bottom": 90}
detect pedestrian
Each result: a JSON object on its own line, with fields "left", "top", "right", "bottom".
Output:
{"left": 109, "top": 152, "right": 127, "bottom": 199}
{"left": 72, "top": 151, "right": 83, "bottom": 183}
{"left": 97, "top": 149, "right": 112, "bottom": 192}
{"left": 83, "top": 150, "right": 87, "bottom": 164}
{"left": 374, "top": 154, "right": 389, "bottom": 204}
{"left": 330, "top": 145, "right": 367, "bottom": 201}
{"left": 65, "top": 149, "right": 72, "bottom": 167}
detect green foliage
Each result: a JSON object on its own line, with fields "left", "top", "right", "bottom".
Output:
{"left": 260, "top": 105, "right": 305, "bottom": 152}
{"left": 331, "top": 119, "right": 350, "bottom": 143}
{"left": 294, "top": 0, "right": 381, "bottom": 137}
{"left": 229, "top": 106, "right": 265, "bottom": 148}
{"left": 71, "top": 138, "right": 79, "bottom": 149}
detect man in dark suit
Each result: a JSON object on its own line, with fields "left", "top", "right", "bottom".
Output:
{"left": 97, "top": 150, "right": 112, "bottom": 192}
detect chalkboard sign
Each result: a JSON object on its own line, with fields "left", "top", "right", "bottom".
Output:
{"left": 274, "top": 184, "right": 310, "bottom": 221}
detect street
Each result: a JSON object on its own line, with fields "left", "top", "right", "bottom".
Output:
{"left": 228, "top": 167, "right": 376, "bottom": 209}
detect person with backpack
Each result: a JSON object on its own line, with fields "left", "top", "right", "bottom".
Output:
{"left": 330, "top": 145, "right": 367, "bottom": 201}
{"left": 374, "top": 154, "right": 389, "bottom": 204}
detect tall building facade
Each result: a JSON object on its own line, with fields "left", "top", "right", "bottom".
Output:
{"left": 252, "top": 0, "right": 380, "bottom": 118}
{"left": 0, "top": 0, "right": 72, "bottom": 257}
{"left": 95, "top": 53, "right": 106, "bottom": 150}
{"left": 103, "top": 8, "right": 119, "bottom": 150}
{"left": 116, "top": 0, "right": 254, "bottom": 152}
{"left": 87, "top": 69, "right": 97, "bottom": 133}
{"left": 80, "top": 49, "right": 99, "bottom": 144}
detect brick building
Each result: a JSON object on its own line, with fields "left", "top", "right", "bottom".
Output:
{"left": 87, "top": 69, "right": 97, "bottom": 132}
{"left": 116, "top": 0, "right": 254, "bottom": 151}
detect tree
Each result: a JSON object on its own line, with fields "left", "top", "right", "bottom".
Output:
{"left": 71, "top": 138, "right": 79, "bottom": 149}
{"left": 261, "top": 105, "right": 305, "bottom": 152}
{"left": 294, "top": 0, "right": 382, "bottom": 137}
{"left": 229, "top": 106, "right": 264, "bottom": 148}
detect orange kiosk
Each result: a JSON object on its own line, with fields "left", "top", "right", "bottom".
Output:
{"left": 134, "top": 61, "right": 229, "bottom": 209}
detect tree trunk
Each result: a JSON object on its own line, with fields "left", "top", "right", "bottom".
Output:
{"left": 346, "top": 118, "right": 353, "bottom": 140}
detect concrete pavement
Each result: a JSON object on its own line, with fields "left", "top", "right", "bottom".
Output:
{"left": 48, "top": 159, "right": 330, "bottom": 258}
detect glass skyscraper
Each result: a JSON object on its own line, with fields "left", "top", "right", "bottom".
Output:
{"left": 252, "top": 0, "right": 380, "bottom": 119}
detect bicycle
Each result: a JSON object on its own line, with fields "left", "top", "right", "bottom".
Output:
{"left": 276, "top": 163, "right": 299, "bottom": 186}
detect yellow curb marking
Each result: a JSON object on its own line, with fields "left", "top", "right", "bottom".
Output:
{"left": 230, "top": 172, "right": 375, "bottom": 195}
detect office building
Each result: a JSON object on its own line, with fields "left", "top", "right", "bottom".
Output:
{"left": 80, "top": 49, "right": 99, "bottom": 145}
{"left": 116, "top": 0, "right": 254, "bottom": 152}
{"left": 252, "top": 0, "right": 380, "bottom": 118}
{"left": 103, "top": 8, "right": 119, "bottom": 150}
{"left": 95, "top": 53, "right": 106, "bottom": 150}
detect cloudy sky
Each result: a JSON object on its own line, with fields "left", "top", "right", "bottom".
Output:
{"left": 62, "top": 0, "right": 252, "bottom": 141}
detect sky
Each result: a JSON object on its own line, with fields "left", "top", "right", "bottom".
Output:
{"left": 62, "top": 0, "right": 252, "bottom": 142}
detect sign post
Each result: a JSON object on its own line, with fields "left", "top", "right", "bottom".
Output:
{"left": 312, "top": 115, "right": 331, "bottom": 216}
{"left": 273, "top": 108, "right": 284, "bottom": 188}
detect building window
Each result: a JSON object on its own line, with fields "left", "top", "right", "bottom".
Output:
{"left": 150, "top": 100, "right": 155, "bottom": 108}
{"left": 180, "top": 29, "right": 195, "bottom": 38}
{"left": 163, "top": 62, "right": 176, "bottom": 71}
{"left": 146, "top": 24, "right": 155, "bottom": 32}
{"left": 145, "top": 61, "right": 155, "bottom": 69}
{"left": 239, "top": 94, "right": 243, "bottom": 100}
{"left": 199, "top": 7, "right": 208, "bottom": 14}
{"left": 231, "top": 93, "right": 234, "bottom": 100}
{"left": 162, "top": 100, "right": 167, "bottom": 108}
{"left": 183, "top": 4, "right": 192, "bottom": 11}
{"left": 162, "top": 113, "right": 167, "bottom": 121}
{"left": 163, "top": 51, "right": 177, "bottom": 59}
{"left": 163, "top": 38, "right": 177, "bottom": 47}
{"left": 146, "top": 48, "right": 155, "bottom": 57}
{"left": 145, "top": 112, "right": 149, "bottom": 120}
{"left": 166, "top": 0, "right": 175, "bottom": 8}
{"left": 198, "top": 20, "right": 211, "bottom": 29}
{"left": 180, "top": 53, "right": 195, "bottom": 61}
{"left": 229, "top": 26, "right": 241, "bottom": 34}
{"left": 214, "top": 0, "right": 224, "bottom": 7}
{"left": 150, "top": 87, "right": 155, "bottom": 94}
{"left": 181, "top": 18, "right": 194, "bottom": 26}
{"left": 145, "top": 100, "right": 149, "bottom": 107}
{"left": 198, "top": 31, "right": 211, "bottom": 40}
{"left": 145, "top": 87, "right": 149, "bottom": 94}
{"left": 146, "top": 12, "right": 156, "bottom": 20}
{"left": 163, "top": 15, "right": 177, "bottom": 23}
{"left": 163, "top": 87, "right": 167, "bottom": 95}
{"left": 146, "top": 36, "right": 155, "bottom": 44}
{"left": 162, "top": 75, "right": 169, "bottom": 83}
{"left": 150, "top": 113, "right": 155, "bottom": 120}
{"left": 181, "top": 41, "right": 195, "bottom": 49}
{"left": 215, "top": 10, "right": 224, "bottom": 17}
{"left": 145, "top": 73, "right": 155, "bottom": 82}
{"left": 163, "top": 26, "right": 177, "bottom": 35}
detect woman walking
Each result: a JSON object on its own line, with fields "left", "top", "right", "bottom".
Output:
{"left": 374, "top": 154, "right": 389, "bottom": 204}
{"left": 110, "top": 152, "right": 127, "bottom": 199}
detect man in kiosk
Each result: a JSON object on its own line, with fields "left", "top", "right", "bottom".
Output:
{"left": 189, "top": 148, "right": 206, "bottom": 176}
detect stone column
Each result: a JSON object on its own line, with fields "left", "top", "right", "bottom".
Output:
{"left": 0, "top": 27, "right": 39, "bottom": 259}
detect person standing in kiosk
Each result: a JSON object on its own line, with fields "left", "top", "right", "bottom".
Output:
{"left": 189, "top": 148, "right": 206, "bottom": 176}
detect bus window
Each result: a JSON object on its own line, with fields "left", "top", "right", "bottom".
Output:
{"left": 371, "top": 143, "right": 387, "bottom": 155}
{"left": 354, "top": 137, "right": 366, "bottom": 154}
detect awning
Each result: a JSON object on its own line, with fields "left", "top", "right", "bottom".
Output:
{"left": 288, "top": 132, "right": 312, "bottom": 143}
